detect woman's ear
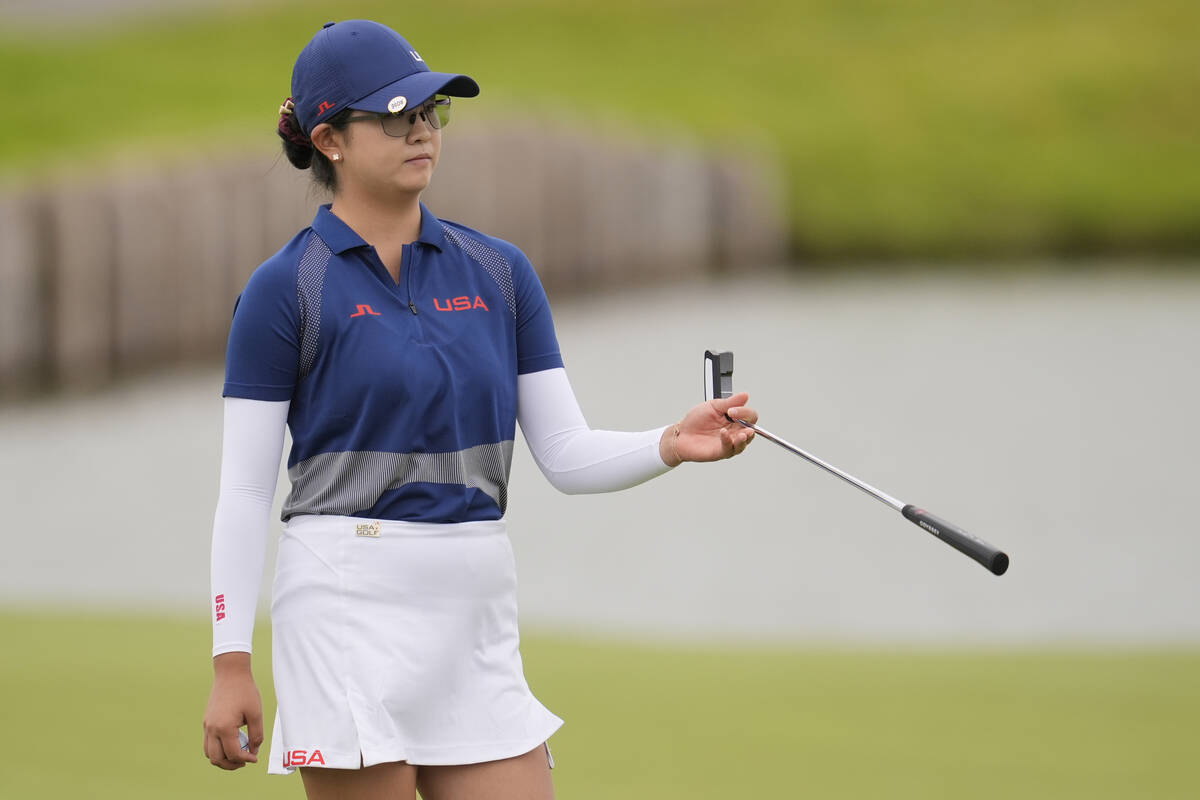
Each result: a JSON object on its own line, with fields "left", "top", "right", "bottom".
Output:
{"left": 310, "top": 122, "right": 343, "bottom": 162}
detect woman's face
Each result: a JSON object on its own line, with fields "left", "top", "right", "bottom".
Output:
{"left": 313, "top": 104, "right": 442, "bottom": 201}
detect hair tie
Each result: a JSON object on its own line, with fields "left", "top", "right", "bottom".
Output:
{"left": 277, "top": 97, "right": 311, "bottom": 149}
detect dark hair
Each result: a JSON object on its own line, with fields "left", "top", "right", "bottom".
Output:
{"left": 277, "top": 103, "right": 352, "bottom": 192}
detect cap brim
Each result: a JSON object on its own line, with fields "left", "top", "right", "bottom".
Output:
{"left": 351, "top": 71, "right": 480, "bottom": 113}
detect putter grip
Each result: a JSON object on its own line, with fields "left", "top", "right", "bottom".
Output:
{"left": 901, "top": 505, "right": 1009, "bottom": 576}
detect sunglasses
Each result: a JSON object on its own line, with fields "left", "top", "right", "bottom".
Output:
{"left": 342, "top": 96, "right": 452, "bottom": 138}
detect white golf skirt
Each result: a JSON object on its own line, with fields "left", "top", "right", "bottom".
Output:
{"left": 266, "top": 514, "right": 563, "bottom": 774}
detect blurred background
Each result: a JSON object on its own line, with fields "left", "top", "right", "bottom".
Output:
{"left": 1, "top": 1, "right": 1197, "bottom": 797}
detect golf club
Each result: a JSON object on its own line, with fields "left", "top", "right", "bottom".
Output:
{"left": 704, "top": 350, "right": 1009, "bottom": 576}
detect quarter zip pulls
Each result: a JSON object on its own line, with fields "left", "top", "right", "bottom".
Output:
{"left": 405, "top": 244, "right": 420, "bottom": 315}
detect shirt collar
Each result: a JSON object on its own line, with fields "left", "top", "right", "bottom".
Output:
{"left": 416, "top": 202, "right": 447, "bottom": 251}
{"left": 311, "top": 202, "right": 446, "bottom": 254}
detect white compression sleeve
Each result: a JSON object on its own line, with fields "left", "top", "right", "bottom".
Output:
{"left": 517, "top": 367, "right": 673, "bottom": 494}
{"left": 210, "top": 397, "right": 289, "bottom": 657}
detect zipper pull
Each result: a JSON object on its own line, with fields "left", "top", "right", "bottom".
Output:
{"left": 408, "top": 300, "right": 418, "bottom": 315}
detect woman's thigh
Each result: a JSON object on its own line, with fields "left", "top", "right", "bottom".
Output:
{"left": 300, "top": 760, "right": 418, "bottom": 800}
{"left": 416, "top": 744, "right": 554, "bottom": 800}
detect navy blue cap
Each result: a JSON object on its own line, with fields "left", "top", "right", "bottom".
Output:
{"left": 291, "top": 20, "right": 480, "bottom": 135}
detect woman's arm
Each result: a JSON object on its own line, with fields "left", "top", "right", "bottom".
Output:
{"left": 204, "top": 397, "right": 288, "bottom": 769}
{"left": 210, "top": 397, "right": 290, "bottom": 656}
{"left": 517, "top": 367, "right": 755, "bottom": 494}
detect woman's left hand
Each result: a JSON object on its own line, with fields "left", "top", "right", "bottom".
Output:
{"left": 660, "top": 392, "right": 758, "bottom": 466}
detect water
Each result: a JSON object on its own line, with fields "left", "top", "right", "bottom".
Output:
{"left": 3, "top": 270, "right": 1198, "bottom": 645}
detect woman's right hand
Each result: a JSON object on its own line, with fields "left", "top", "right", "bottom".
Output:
{"left": 202, "top": 652, "right": 265, "bottom": 770}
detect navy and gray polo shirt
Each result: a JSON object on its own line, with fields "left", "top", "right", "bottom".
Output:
{"left": 223, "top": 203, "right": 563, "bottom": 523}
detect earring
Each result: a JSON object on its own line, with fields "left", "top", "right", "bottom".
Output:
{"left": 331, "top": 153, "right": 342, "bottom": 161}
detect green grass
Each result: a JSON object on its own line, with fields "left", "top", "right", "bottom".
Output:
{"left": 1, "top": 610, "right": 1196, "bottom": 798}
{"left": 1, "top": 0, "right": 1198, "bottom": 258}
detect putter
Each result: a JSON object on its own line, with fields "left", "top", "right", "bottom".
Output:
{"left": 704, "top": 350, "right": 1009, "bottom": 576}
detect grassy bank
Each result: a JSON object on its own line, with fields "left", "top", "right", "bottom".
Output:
{"left": 2, "top": 1, "right": 1197, "bottom": 258}
{"left": 1, "top": 611, "right": 1196, "bottom": 798}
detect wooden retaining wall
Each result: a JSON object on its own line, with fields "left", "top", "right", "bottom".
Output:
{"left": 0, "top": 126, "right": 786, "bottom": 400}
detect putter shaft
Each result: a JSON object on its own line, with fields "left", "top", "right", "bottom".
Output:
{"left": 735, "top": 419, "right": 905, "bottom": 512}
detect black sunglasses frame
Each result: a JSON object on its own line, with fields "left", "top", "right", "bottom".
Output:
{"left": 342, "top": 97, "right": 452, "bottom": 138}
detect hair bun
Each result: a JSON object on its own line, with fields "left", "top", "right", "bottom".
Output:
{"left": 277, "top": 97, "right": 314, "bottom": 169}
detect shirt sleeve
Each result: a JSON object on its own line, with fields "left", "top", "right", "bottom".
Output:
{"left": 211, "top": 397, "right": 290, "bottom": 657}
{"left": 223, "top": 257, "right": 301, "bottom": 401}
{"left": 511, "top": 249, "right": 564, "bottom": 375}
{"left": 517, "top": 367, "right": 673, "bottom": 494}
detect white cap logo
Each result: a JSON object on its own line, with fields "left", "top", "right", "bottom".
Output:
{"left": 410, "top": 50, "right": 424, "bottom": 62}
{"left": 387, "top": 96, "right": 408, "bottom": 114}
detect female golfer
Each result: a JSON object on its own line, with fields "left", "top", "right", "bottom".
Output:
{"left": 202, "top": 19, "right": 756, "bottom": 800}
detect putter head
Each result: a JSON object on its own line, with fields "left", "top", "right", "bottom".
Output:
{"left": 704, "top": 350, "right": 734, "bottom": 402}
